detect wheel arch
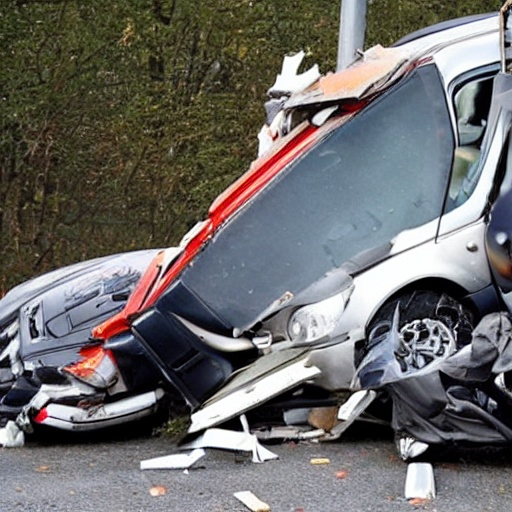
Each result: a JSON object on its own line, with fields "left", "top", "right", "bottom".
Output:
{"left": 364, "top": 277, "right": 482, "bottom": 337}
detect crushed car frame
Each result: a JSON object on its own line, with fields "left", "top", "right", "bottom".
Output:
{"left": 2, "top": 8, "right": 512, "bottom": 443}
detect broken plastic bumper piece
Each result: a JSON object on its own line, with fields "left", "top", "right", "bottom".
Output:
{"left": 33, "top": 389, "right": 164, "bottom": 431}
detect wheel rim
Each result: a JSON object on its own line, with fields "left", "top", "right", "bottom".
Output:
{"left": 395, "top": 318, "right": 456, "bottom": 371}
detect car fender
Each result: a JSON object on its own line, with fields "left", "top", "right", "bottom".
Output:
{"left": 308, "top": 220, "right": 490, "bottom": 391}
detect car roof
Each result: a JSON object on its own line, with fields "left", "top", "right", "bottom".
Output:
{"left": 395, "top": 12, "right": 499, "bottom": 59}
{"left": 394, "top": 12, "right": 497, "bottom": 47}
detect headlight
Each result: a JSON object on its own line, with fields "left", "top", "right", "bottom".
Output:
{"left": 288, "top": 289, "right": 351, "bottom": 344}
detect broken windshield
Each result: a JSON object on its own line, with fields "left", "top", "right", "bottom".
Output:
{"left": 177, "top": 64, "right": 454, "bottom": 330}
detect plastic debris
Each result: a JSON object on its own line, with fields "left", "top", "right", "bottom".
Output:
{"left": 322, "top": 390, "right": 378, "bottom": 441}
{"left": 181, "top": 415, "right": 278, "bottom": 464}
{"left": 337, "top": 390, "right": 377, "bottom": 421}
{"left": 233, "top": 490, "right": 271, "bottom": 512}
{"left": 140, "top": 448, "right": 206, "bottom": 470}
{"left": 404, "top": 463, "right": 436, "bottom": 501}
{"left": 0, "top": 420, "right": 25, "bottom": 448}
{"left": 397, "top": 437, "right": 429, "bottom": 461}
{"left": 268, "top": 50, "right": 320, "bottom": 96}
{"left": 311, "top": 106, "right": 338, "bottom": 127}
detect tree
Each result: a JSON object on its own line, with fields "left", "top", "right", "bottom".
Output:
{"left": 0, "top": 0, "right": 503, "bottom": 289}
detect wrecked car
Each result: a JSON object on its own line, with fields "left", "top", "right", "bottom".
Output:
{"left": 0, "top": 249, "right": 160, "bottom": 427}
{"left": 2, "top": 11, "right": 511, "bottom": 440}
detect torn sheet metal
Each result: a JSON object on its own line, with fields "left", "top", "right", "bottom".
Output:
{"left": 354, "top": 311, "right": 512, "bottom": 457}
{"left": 188, "top": 349, "right": 320, "bottom": 434}
{"left": 285, "top": 45, "right": 412, "bottom": 109}
{"left": 140, "top": 448, "right": 205, "bottom": 470}
{"left": 404, "top": 463, "right": 436, "bottom": 500}
{"left": 182, "top": 416, "right": 278, "bottom": 463}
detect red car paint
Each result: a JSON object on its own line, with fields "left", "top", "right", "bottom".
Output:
{"left": 92, "top": 123, "right": 321, "bottom": 340}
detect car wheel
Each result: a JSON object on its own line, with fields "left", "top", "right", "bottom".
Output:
{"left": 359, "top": 290, "right": 474, "bottom": 373}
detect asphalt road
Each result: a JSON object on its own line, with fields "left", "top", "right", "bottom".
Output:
{"left": 2, "top": 423, "right": 512, "bottom": 512}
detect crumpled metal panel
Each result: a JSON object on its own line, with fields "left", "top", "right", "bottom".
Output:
{"left": 285, "top": 45, "right": 412, "bottom": 109}
{"left": 355, "top": 310, "right": 512, "bottom": 452}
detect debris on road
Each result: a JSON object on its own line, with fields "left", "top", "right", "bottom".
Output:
{"left": 404, "top": 463, "right": 436, "bottom": 501}
{"left": 180, "top": 415, "right": 278, "bottom": 464}
{"left": 335, "top": 469, "right": 349, "bottom": 479}
{"left": 253, "top": 426, "right": 325, "bottom": 442}
{"left": 310, "top": 457, "right": 330, "bottom": 465}
{"left": 140, "top": 448, "right": 205, "bottom": 470}
{"left": 0, "top": 420, "right": 24, "bottom": 447}
{"left": 234, "top": 490, "right": 271, "bottom": 512}
{"left": 149, "top": 485, "right": 167, "bottom": 497}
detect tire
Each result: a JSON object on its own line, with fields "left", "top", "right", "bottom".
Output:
{"left": 356, "top": 290, "right": 474, "bottom": 373}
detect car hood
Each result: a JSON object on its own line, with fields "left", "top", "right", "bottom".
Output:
{"left": 0, "top": 250, "right": 159, "bottom": 363}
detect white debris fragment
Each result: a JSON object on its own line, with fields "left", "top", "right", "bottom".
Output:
{"left": 234, "top": 490, "right": 271, "bottom": 512}
{"left": 404, "top": 462, "right": 436, "bottom": 500}
{"left": 181, "top": 425, "right": 278, "bottom": 463}
{"left": 257, "top": 125, "right": 274, "bottom": 157}
{"left": 268, "top": 50, "right": 320, "bottom": 96}
{"left": 140, "top": 448, "right": 205, "bottom": 470}
{"left": 337, "top": 390, "right": 377, "bottom": 421}
{"left": 398, "top": 436, "right": 429, "bottom": 461}
{"left": 0, "top": 420, "right": 25, "bottom": 448}
{"left": 311, "top": 106, "right": 338, "bottom": 127}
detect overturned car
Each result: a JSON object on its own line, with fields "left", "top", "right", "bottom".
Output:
{"left": 0, "top": 250, "right": 159, "bottom": 428}
{"left": 1, "top": 10, "right": 511, "bottom": 440}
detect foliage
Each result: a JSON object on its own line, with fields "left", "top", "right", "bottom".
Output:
{"left": 0, "top": 0, "right": 504, "bottom": 289}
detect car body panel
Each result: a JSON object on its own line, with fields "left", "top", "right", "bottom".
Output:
{"left": 188, "top": 349, "right": 321, "bottom": 433}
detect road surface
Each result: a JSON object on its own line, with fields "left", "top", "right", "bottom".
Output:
{"left": 2, "top": 423, "right": 512, "bottom": 511}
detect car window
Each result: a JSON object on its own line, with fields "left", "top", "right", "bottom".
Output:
{"left": 177, "top": 64, "right": 454, "bottom": 330}
{"left": 447, "top": 74, "right": 495, "bottom": 209}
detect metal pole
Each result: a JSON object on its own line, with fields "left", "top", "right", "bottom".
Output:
{"left": 337, "top": 0, "right": 368, "bottom": 71}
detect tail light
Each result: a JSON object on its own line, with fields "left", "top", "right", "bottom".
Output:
{"left": 63, "top": 345, "right": 118, "bottom": 389}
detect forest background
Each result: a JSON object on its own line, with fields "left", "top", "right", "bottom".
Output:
{"left": 0, "top": 0, "right": 503, "bottom": 290}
